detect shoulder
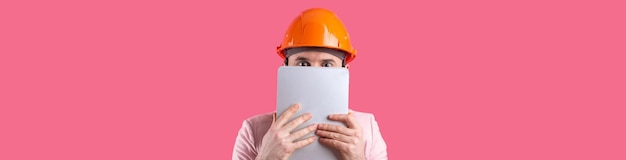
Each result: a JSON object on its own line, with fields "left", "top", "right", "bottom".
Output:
{"left": 235, "top": 112, "right": 274, "bottom": 149}
{"left": 242, "top": 112, "right": 273, "bottom": 125}
{"left": 240, "top": 112, "right": 274, "bottom": 134}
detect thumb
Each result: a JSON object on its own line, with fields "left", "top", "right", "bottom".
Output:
{"left": 272, "top": 112, "right": 277, "bottom": 123}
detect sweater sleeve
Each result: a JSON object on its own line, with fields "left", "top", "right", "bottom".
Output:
{"left": 232, "top": 120, "right": 257, "bottom": 160}
{"left": 368, "top": 114, "right": 388, "bottom": 160}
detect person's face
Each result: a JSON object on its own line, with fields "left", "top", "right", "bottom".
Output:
{"left": 285, "top": 51, "right": 344, "bottom": 68}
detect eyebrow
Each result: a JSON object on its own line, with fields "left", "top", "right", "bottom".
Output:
{"left": 321, "top": 59, "right": 337, "bottom": 63}
{"left": 295, "top": 57, "right": 310, "bottom": 61}
{"left": 294, "top": 57, "right": 337, "bottom": 63}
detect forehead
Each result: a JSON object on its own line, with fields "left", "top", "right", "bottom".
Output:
{"left": 288, "top": 51, "right": 342, "bottom": 60}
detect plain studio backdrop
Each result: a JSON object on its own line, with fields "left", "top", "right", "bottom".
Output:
{"left": 1, "top": 0, "right": 624, "bottom": 159}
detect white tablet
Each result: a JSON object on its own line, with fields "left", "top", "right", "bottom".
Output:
{"left": 276, "top": 66, "right": 350, "bottom": 160}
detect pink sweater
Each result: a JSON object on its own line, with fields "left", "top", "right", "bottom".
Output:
{"left": 232, "top": 110, "right": 388, "bottom": 160}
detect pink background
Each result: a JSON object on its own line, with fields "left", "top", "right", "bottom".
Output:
{"left": 1, "top": 0, "right": 625, "bottom": 159}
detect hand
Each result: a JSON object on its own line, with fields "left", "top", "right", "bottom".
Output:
{"left": 256, "top": 104, "right": 318, "bottom": 160}
{"left": 316, "top": 112, "right": 365, "bottom": 160}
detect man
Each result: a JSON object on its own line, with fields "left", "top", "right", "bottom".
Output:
{"left": 232, "top": 8, "right": 388, "bottom": 160}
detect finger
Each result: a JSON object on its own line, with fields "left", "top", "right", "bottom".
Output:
{"left": 328, "top": 112, "right": 360, "bottom": 129}
{"left": 317, "top": 123, "right": 344, "bottom": 132}
{"left": 316, "top": 130, "right": 351, "bottom": 143}
{"left": 283, "top": 112, "right": 312, "bottom": 132}
{"left": 293, "top": 136, "right": 317, "bottom": 149}
{"left": 317, "top": 123, "right": 349, "bottom": 133}
{"left": 317, "top": 123, "right": 356, "bottom": 136}
{"left": 318, "top": 137, "right": 348, "bottom": 151}
{"left": 287, "top": 123, "right": 318, "bottom": 142}
{"left": 275, "top": 103, "right": 300, "bottom": 127}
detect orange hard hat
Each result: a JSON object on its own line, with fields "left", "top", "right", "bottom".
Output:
{"left": 276, "top": 8, "right": 357, "bottom": 64}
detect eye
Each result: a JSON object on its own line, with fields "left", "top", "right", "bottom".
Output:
{"left": 297, "top": 61, "right": 310, "bottom": 66}
{"left": 322, "top": 63, "right": 333, "bottom": 67}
